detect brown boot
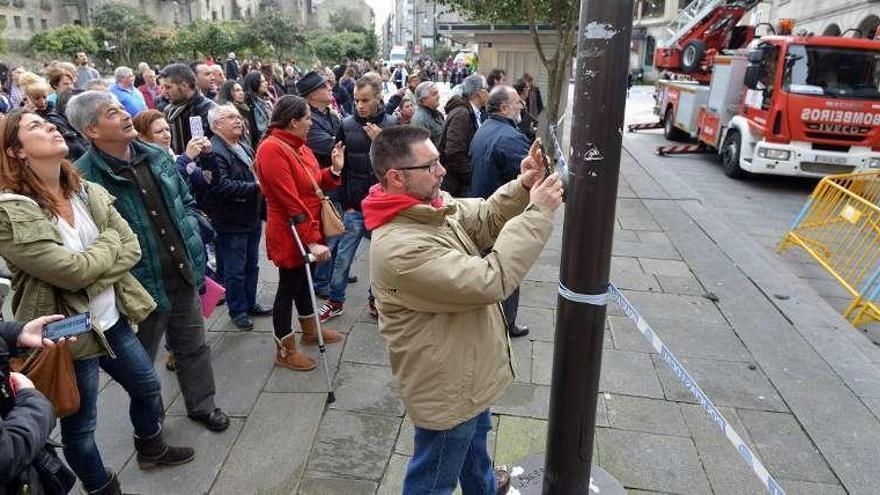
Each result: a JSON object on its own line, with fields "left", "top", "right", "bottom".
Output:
{"left": 274, "top": 333, "right": 316, "bottom": 371}
{"left": 299, "top": 316, "right": 343, "bottom": 345}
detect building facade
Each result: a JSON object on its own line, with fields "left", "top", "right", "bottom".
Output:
{"left": 765, "top": 0, "right": 880, "bottom": 39}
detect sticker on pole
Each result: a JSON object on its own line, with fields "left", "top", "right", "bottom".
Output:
{"left": 841, "top": 203, "right": 863, "bottom": 224}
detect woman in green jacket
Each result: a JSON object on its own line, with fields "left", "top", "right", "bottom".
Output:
{"left": 0, "top": 110, "right": 194, "bottom": 495}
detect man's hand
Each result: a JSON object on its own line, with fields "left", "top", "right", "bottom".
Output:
{"left": 364, "top": 123, "right": 381, "bottom": 141}
{"left": 331, "top": 142, "right": 345, "bottom": 173}
{"left": 307, "top": 243, "right": 332, "bottom": 263}
{"left": 18, "top": 314, "right": 65, "bottom": 349}
{"left": 10, "top": 373, "right": 34, "bottom": 391}
{"left": 520, "top": 138, "right": 547, "bottom": 190}
{"left": 185, "top": 137, "right": 211, "bottom": 160}
{"left": 529, "top": 172, "right": 564, "bottom": 215}
{"left": 202, "top": 170, "right": 213, "bottom": 184}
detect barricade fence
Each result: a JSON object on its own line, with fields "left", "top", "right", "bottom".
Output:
{"left": 777, "top": 170, "right": 880, "bottom": 325}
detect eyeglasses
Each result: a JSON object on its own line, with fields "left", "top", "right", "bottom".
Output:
{"left": 397, "top": 158, "right": 442, "bottom": 174}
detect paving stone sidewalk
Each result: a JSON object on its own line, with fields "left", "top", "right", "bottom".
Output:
{"left": 75, "top": 142, "right": 880, "bottom": 494}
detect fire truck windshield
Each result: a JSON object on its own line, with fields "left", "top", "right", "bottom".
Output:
{"left": 784, "top": 44, "right": 880, "bottom": 100}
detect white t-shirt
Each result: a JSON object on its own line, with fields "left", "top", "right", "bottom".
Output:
{"left": 55, "top": 196, "right": 120, "bottom": 331}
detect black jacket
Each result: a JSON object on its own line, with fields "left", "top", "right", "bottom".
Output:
{"left": 225, "top": 59, "right": 240, "bottom": 81}
{"left": 47, "top": 111, "right": 89, "bottom": 162}
{"left": 332, "top": 85, "right": 351, "bottom": 118}
{"left": 337, "top": 110, "right": 397, "bottom": 211}
{"left": 0, "top": 322, "right": 55, "bottom": 495}
{"left": 204, "top": 136, "right": 261, "bottom": 233}
{"left": 163, "top": 92, "right": 217, "bottom": 155}
{"left": 384, "top": 93, "right": 403, "bottom": 115}
{"left": 307, "top": 106, "right": 341, "bottom": 168}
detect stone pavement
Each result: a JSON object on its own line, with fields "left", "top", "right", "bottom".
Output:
{"left": 72, "top": 133, "right": 880, "bottom": 494}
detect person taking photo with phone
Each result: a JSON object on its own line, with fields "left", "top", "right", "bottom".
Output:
{"left": 0, "top": 110, "right": 196, "bottom": 494}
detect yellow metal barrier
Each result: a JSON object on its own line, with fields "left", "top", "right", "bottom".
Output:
{"left": 777, "top": 170, "right": 880, "bottom": 326}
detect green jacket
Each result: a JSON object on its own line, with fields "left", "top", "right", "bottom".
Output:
{"left": 0, "top": 182, "right": 157, "bottom": 360}
{"left": 75, "top": 140, "right": 206, "bottom": 311}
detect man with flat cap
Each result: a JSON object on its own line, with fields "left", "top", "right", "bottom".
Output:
{"left": 298, "top": 71, "right": 341, "bottom": 168}
{"left": 299, "top": 70, "right": 345, "bottom": 296}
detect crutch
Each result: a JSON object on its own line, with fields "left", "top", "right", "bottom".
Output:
{"left": 289, "top": 214, "right": 336, "bottom": 404}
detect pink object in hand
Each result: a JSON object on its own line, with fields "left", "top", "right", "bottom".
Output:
{"left": 201, "top": 277, "right": 225, "bottom": 318}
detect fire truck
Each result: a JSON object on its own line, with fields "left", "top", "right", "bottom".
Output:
{"left": 635, "top": 0, "right": 880, "bottom": 179}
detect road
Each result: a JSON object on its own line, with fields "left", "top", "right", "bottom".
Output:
{"left": 618, "top": 84, "right": 877, "bottom": 340}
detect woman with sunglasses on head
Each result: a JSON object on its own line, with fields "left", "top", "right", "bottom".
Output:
{"left": 0, "top": 110, "right": 195, "bottom": 494}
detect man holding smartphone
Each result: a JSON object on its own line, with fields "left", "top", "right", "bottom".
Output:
{"left": 159, "top": 63, "right": 217, "bottom": 155}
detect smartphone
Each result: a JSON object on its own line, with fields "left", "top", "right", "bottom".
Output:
{"left": 189, "top": 116, "right": 205, "bottom": 139}
{"left": 43, "top": 312, "right": 91, "bottom": 341}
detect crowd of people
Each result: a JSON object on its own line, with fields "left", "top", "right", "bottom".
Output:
{"left": 0, "top": 48, "right": 556, "bottom": 495}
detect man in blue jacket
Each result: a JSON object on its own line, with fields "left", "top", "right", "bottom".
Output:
{"left": 468, "top": 85, "right": 531, "bottom": 338}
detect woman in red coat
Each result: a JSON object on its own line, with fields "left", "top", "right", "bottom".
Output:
{"left": 255, "top": 95, "right": 345, "bottom": 371}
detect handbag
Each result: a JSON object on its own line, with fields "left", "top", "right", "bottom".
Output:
{"left": 20, "top": 288, "right": 80, "bottom": 418}
{"left": 16, "top": 441, "right": 78, "bottom": 494}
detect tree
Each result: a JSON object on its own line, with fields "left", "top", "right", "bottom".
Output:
{"left": 91, "top": 3, "right": 156, "bottom": 67}
{"left": 329, "top": 8, "right": 369, "bottom": 33}
{"left": 177, "top": 20, "right": 244, "bottom": 60}
{"left": 29, "top": 24, "right": 98, "bottom": 58}
{"left": 310, "top": 31, "right": 378, "bottom": 64}
{"left": 241, "top": 10, "right": 305, "bottom": 61}
{"left": 437, "top": 0, "right": 578, "bottom": 135}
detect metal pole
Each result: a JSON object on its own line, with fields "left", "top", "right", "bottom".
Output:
{"left": 543, "top": 0, "right": 635, "bottom": 493}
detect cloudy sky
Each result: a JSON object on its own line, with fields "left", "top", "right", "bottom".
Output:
{"left": 366, "top": 0, "right": 393, "bottom": 33}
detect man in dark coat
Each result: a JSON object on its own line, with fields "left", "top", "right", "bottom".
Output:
{"left": 160, "top": 63, "right": 217, "bottom": 155}
{"left": 439, "top": 74, "right": 487, "bottom": 197}
{"left": 204, "top": 104, "right": 271, "bottom": 330}
{"left": 468, "top": 85, "right": 530, "bottom": 338}
{"left": 298, "top": 71, "right": 340, "bottom": 167}
{"left": 225, "top": 52, "right": 240, "bottom": 81}
{"left": 314, "top": 75, "right": 397, "bottom": 323}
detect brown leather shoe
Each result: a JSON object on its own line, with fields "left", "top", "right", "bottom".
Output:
{"left": 495, "top": 467, "right": 511, "bottom": 495}
{"left": 299, "top": 317, "right": 343, "bottom": 345}
{"left": 274, "top": 333, "right": 316, "bottom": 371}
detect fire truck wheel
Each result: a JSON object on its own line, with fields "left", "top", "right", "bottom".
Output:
{"left": 681, "top": 40, "right": 706, "bottom": 73}
{"left": 720, "top": 129, "right": 747, "bottom": 179}
{"left": 664, "top": 108, "right": 688, "bottom": 142}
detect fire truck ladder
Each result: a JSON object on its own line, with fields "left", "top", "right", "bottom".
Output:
{"left": 660, "top": 0, "right": 759, "bottom": 48}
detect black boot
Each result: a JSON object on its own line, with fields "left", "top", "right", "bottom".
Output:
{"left": 89, "top": 470, "right": 128, "bottom": 495}
{"left": 134, "top": 428, "right": 196, "bottom": 469}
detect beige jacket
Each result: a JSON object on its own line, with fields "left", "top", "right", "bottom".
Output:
{"left": 370, "top": 179, "right": 554, "bottom": 430}
{"left": 0, "top": 182, "right": 157, "bottom": 360}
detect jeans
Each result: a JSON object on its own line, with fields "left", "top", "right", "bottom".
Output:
{"left": 313, "top": 235, "right": 340, "bottom": 295}
{"left": 61, "top": 319, "right": 163, "bottom": 491}
{"left": 137, "top": 278, "right": 217, "bottom": 416}
{"left": 215, "top": 228, "right": 261, "bottom": 316}
{"left": 404, "top": 410, "right": 495, "bottom": 495}
{"left": 322, "top": 209, "right": 365, "bottom": 304}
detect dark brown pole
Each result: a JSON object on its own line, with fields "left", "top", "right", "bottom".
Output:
{"left": 543, "top": 0, "right": 635, "bottom": 493}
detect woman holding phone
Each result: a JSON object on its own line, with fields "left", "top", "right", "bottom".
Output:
{"left": 0, "top": 110, "right": 195, "bottom": 494}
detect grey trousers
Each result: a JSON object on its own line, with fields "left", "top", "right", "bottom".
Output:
{"left": 137, "top": 281, "right": 217, "bottom": 416}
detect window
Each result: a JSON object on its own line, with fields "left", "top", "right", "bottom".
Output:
{"left": 642, "top": 0, "right": 665, "bottom": 18}
{"left": 0, "top": 15, "right": 6, "bottom": 27}
{"left": 13, "top": 16, "right": 21, "bottom": 29}
{"left": 644, "top": 36, "right": 655, "bottom": 67}
{"left": 40, "top": 18, "right": 46, "bottom": 30}
{"left": 27, "top": 17, "right": 34, "bottom": 31}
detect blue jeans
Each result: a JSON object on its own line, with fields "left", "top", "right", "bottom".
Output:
{"left": 61, "top": 319, "right": 163, "bottom": 491}
{"left": 313, "top": 235, "right": 340, "bottom": 295}
{"left": 215, "top": 228, "right": 261, "bottom": 316}
{"left": 315, "top": 209, "right": 365, "bottom": 304}
{"left": 404, "top": 409, "right": 495, "bottom": 495}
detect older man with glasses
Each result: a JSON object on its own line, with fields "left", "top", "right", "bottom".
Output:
{"left": 203, "top": 104, "right": 271, "bottom": 330}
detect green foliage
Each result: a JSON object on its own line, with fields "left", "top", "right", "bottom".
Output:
{"left": 91, "top": 3, "right": 156, "bottom": 66}
{"left": 310, "top": 30, "right": 378, "bottom": 64}
{"left": 240, "top": 10, "right": 305, "bottom": 60}
{"left": 29, "top": 24, "right": 98, "bottom": 57}
{"left": 177, "top": 20, "right": 243, "bottom": 59}
{"left": 132, "top": 27, "right": 179, "bottom": 67}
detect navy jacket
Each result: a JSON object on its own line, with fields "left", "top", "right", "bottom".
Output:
{"left": 468, "top": 115, "right": 530, "bottom": 199}
{"left": 337, "top": 110, "right": 397, "bottom": 211}
{"left": 204, "top": 136, "right": 261, "bottom": 233}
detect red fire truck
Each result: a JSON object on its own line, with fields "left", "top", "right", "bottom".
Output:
{"left": 636, "top": 0, "right": 880, "bottom": 179}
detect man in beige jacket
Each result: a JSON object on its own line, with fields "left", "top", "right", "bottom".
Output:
{"left": 363, "top": 126, "right": 563, "bottom": 494}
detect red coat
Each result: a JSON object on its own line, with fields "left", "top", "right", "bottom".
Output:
{"left": 255, "top": 128, "right": 341, "bottom": 268}
{"left": 138, "top": 84, "right": 156, "bottom": 109}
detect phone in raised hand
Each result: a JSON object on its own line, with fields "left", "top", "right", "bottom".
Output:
{"left": 189, "top": 116, "right": 205, "bottom": 139}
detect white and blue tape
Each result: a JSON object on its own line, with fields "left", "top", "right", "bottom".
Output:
{"left": 605, "top": 283, "right": 786, "bottom": 495}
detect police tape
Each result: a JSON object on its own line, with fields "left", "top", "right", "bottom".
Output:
{"left": 607, "top": 283, "right": 786, "bottom": 495}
